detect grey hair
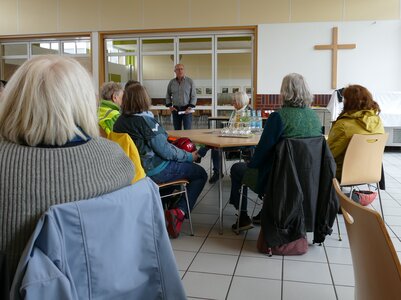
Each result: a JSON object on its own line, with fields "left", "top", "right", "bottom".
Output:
{"left": 101, "top": 81, "right": 123, "bottom": 100}
{"left": 233, "top": 91, "right": 250, "bottom": 108}
{"left": 280, "top": 73, "right": 313, "bottom": 107}
{"left": 0, "top": 55, "right": 99, "bottom": 146}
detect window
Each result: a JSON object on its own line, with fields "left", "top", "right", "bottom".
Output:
{"left": 0, "top": 37, "right": 91, "bottom": 81}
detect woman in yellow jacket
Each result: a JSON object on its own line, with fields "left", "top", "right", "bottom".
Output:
{"left": 98, "top": 82, "right": 124, "bottom": 135}
{"left": 327, "top": 84, "right": 385, "bottom": 179}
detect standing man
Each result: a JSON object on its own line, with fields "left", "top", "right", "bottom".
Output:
{"left": 166, "top": 64, "right": 197, "bottom": 130}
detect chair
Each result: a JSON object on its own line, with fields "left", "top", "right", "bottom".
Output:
{"left": 109, "top": 132, "right": 193, "bottom": 236}
{"left": 234, "top": 167, "right": 260, "bottom": 234}
{"left": 209, "top": 148, "right": 246, "bottom": 178}
{"left": 107, "top": 132, "right": 146, "bottom": 184}
{"left": 253, "top": 137, "right": 338, "bottom": 246}
{"left": 11, "top": 178, "right": 187, "bottom": 299}
{"left": 332, "top": 178, "right": 401, "bottom": 300}
{"left": 336, "top": 133, "right": 389, "bottom": 240}
{"left": 158, "top": 180, "right": 194, "bottom": 236}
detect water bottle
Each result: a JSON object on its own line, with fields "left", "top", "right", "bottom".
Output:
{"left": 250, "top": 110, "right": 256, "bottom": 130}
{"left": 257, "top": 110, "right": 262, "bottom": 131}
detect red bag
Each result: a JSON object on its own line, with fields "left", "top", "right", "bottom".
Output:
{"left": 172, "top": 137, "right": 197, "bottom": 153}
{"left": 257, "top": 228, "right": 308, "bottom": 256}
{"left": 351, "top": 190, "right": 377, "bottom": 206}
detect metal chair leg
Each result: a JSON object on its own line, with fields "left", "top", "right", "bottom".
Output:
{"left": 376, "top": 183, "right": 385, "bottom": 222}
{"left": 335, "top": 215, "right": 342, "bottom": 241}
{"left": 209, "top": 153, "right": 213, "bottom": 177}
{"left": 183, "top": 185, "right": 194, "bottom": 236}
{"left": 235, "top": 185, "right": 245, "bottom": 235}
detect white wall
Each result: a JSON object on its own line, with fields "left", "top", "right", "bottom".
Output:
{"left": 258, "top": 20, "right": 401, "bottom": 94}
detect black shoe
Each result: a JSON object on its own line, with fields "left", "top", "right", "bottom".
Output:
{"left": 209, "top": 172, "right": 223, "bottom": 184}
{"left": 252, "top": 211, "right": 262, "bottom": 225}
{"left": 232, "top": 214, "right": 254, "bottom": 232}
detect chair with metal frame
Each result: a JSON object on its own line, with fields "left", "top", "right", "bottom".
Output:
{"left": 107, "top": 132, "right": 194, "bottom": 236}
{"left": 158, "top": 180, "right": 194, "bottom": 236}
{"left": 333, "top": 178, "right": 401, "bottom": 300}
{"left": 209, "top": 148, "right": 246, "bottom": 178}
{"left": 235, "top": 137, "right": 338, "bottom": 244}
{"left": 335, "top": 133, "right": 389, "bottom": 241}
{"left": 234, "top": 168, "right": 259, "bottom": 234}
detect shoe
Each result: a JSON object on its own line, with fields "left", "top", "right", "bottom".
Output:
{"left": 232, "top": 213, "right": 254, "bottom": 232}
{"left": 209, "top": 172, "right": 223, "bottom": 184}
{"left": 252, "top": 210, "right": 262, "bottom": 225}
{"left": 165, "top": 208, "right": 185, "bottom": 238}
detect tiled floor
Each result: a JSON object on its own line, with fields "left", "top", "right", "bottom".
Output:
{"left": 171, "top": 149, "right": 401, "bottom": 300}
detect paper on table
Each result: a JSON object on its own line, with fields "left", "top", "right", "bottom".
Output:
{"left": 178, "top": 109, "right": 195, "bottom": 115}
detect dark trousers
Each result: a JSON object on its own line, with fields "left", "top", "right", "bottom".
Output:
{"left": 229, "top": 162, "right": 249, "bottom": 211}
{"left": 172, "top": 111, "right": 192, "bottom": 130}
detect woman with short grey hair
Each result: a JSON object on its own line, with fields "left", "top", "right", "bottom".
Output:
{"left": 280, "top": 73, "right": 313, "bottom": 107}
{"left": 0, "top": 55, "right": 134, "bottom": 278}
{"left": 229, "top": 73, "right": 322, "bottom": 231}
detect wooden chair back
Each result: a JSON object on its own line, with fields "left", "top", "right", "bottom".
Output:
{"left": 333, "top": 178, "right": 401, "bottom": 300}
{"left": 341, "top": 133, "right": 388, "bottom": 186}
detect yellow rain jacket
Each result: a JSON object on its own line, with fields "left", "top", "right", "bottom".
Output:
{"left": 327, "top": 110, "right": 384, "bottom": 179}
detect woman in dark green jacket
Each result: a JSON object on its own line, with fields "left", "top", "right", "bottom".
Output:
{"left": 229, "top": 73, "right": 322, "bottom": 231}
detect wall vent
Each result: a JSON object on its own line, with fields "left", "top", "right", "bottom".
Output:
{"left": 392, "top": 128, "right": 401, "bottom": 143}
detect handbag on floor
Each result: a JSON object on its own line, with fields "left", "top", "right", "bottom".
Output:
{"left": 351, "top": 189, "right": 377, "bottom": 206}
{"left": 257, "top": 228, "right": 308, "bottom": 256}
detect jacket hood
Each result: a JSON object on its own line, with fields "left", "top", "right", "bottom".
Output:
{"left": 338, "top": 110, "right": 382, "bottom": 132}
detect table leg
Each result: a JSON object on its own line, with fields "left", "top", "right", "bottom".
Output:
{"left": 218, "top": 148, "right": 223, "bottom": 234}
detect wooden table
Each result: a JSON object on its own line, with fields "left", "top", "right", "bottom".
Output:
{"left": 168, "top": 129, "right": 261, "bottom": 233}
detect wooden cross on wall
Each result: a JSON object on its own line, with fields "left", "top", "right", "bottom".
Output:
{"left": 314, "top": 27, "right": 356, "bottom": 89}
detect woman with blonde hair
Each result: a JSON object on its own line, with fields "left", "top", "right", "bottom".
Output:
{"left": 0, "top": 55, "right": 134, "bottom": 278}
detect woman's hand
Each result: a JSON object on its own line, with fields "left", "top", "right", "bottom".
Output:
{"left": 192, "top": 151, "right": 201, "bottom": 163}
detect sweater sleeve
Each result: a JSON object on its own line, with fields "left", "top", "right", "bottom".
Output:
{"left": 248, "top": 112, "right": 284, "bottom": 168}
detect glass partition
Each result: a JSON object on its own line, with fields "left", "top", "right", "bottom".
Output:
{"left": 142, "top": 39, "right": 174, "bottom": 52}
{"left": 142, "top": 55, "right": 174, "bottom": 106}
{"left": 103, "top": 33, "right": 253, "bottom": 127}
{"left": 216, "top": 52, "right": 252, "bottom": 116}
{"left": 105, "top": 39, "right": 138, "bottom": 85}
